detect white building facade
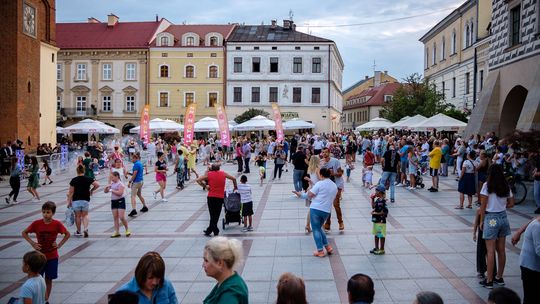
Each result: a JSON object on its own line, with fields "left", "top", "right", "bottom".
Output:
{"left": 225, "top": 21, "right": 344, "bottom": 133}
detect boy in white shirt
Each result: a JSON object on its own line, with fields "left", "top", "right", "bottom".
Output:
{"left": 237, "top": 175, "right": 254, "bottom": 232}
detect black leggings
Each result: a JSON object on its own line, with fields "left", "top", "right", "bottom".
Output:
{"left": 274, "top": 164, "right": 284, "bottom": 179}
{"left": 9, "top": 176, "right": 20, "bottom": 201}
{"left": 205, "top": 197, "right": 223, "bottom": 236}
{"left": 236, "top": 156, "right": 243, "bottom": 173}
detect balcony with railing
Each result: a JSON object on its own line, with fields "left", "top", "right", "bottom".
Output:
{"left": 57, "top": 107, "right": 98, "bottom": 118}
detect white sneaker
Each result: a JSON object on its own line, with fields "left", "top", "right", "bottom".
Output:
{"left": 396, "top": 183, "right": 403, "bottom": 187}
{"left": 408, "top": 186, "right": 415, "bottom": 190}
{"left": 153, "top": 192, "right": 157, "bottom": 199}
{"left": 161, "top": 198, "right": 168, "bottom": 202}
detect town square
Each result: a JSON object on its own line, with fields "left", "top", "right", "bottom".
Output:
{"left": 1, "top": 0, "right": 539, "bottom": 303}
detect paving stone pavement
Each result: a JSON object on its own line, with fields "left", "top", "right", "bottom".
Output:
{"left": 0, "top": 159, "right": 534, "bottom": 303}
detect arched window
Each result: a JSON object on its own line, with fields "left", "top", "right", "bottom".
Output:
{"left": 186, "top": 36, "right": 195, "bottom": 46}
{"left": 185, "top": 65, "right": 194, "bottom": 78}
{"left": 451, "top": 30, "right": 457, "bottom": 54}
{"left": 441, "top": 36, "right": 446, "bottom": 60}
{"left": 464, "top": 23, "right": 470, "bottom": 48}
{"left": 470, "top": 20, "right": 475, "bottom": 46}
{"left": 209, "top": 66, "right": 218, "bottom": 78}
{"left": 160, "top": 65, "right": 169, "bottom": 78}
{"left": 432, "top": 43, "right": 437, "bottom": 65}
{"left": 210, "top": 36, "right": 218, "bottom": 46}
{"left": 160, "top": 36, "right": 169, "bottom": 46}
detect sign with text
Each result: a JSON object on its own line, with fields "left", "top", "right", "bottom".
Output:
{"left": 183, "top": 103, "right": 197, "bottom": 146}
{"left": 271, "top": 103, "right": 284, "bottom": 142}
{"left": 215, "top": 104, "right": 231, "bottom": 147}
{"left": 281, "top": 112, "right": 299, "bottom": 120}
{"left": 140, "top": 104, "right": 150, "bottom": 145}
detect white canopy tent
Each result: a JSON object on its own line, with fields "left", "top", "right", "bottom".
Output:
{"left": 56, "top": 126, "right": 65, "bottom": 134}
{"left": 193, "top": 117, "right": 235, "bottom": 132}
{"left": 355, "top": 117, "right": 393, "bottom": 131}
{"left": 234, "top": 115, "right": 276, "bottom": 131}
{"left": 390, "top": 114, "right": 427, "bottom": 130}
{"left": 62, "top": 119, "right": 120, "bottom": 134}
{"left": 283, "top": 118, "right": 315, "bottom": 130}
{"left": 129, "top": 118, "right": 184, "bottom": 134}
{"left": 409, "top": 113, "right": 467, "bottom": 131}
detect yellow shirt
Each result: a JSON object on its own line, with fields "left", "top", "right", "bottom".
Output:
{"left": 429, "top": 147, "right": 442, "bottom": 169}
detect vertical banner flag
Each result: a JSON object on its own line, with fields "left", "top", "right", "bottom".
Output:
{"left": 215, "top": 103, "right": 231, "bottom": 147}
{"left": 60, "top": 144, "right": 68, "bottom": 170}
{"left": 183, "top": 103, "right": 197, "bottom": 146}
{"left": 140, "top": 104, "right": 150, "bottom": 145}
{"left": 271, "top": 103, "right": 284, "bottom": 142}
{"left": 16, "top": 150, "right": 25, "bottom": 169}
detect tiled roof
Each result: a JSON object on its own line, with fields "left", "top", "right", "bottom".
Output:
{"left": 343, "top": 78, "right": 370, "bottom": 94}
{"left": 228, "top": 25, "right": 333, "bottom": 43}
{"left": 57, "top": 21, "right": 162, "bottom": 49}
{"left": 343, "top": 82, "right": 402, "bottom": 110}
{"left": 152, "top": 24, "right": 236, "bottom": 47}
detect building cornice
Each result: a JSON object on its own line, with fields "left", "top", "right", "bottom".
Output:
{"left": 419, "top": 0, "right": 476, "bottom": 43}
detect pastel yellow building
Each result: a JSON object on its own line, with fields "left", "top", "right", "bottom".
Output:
{"left": 148, "top": 25, "right": 236, "bottom": 123}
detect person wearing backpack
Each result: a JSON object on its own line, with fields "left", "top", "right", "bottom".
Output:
{"left": 379, "top": 143, "right": 399, "bottom": 203}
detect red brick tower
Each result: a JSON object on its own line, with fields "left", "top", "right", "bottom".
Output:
{"left": 0, "top": 0, "right": 56, "bottom": 148}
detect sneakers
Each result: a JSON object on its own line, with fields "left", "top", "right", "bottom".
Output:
{"left": 374, "top": 249, "right": 385, "bottom": 255}
{"left": 395, "top": 183, "right": 403, "bottom": 187}
{"left": 140, "top": 206, "right": 149, "bottom": 213}
{"left": 83, "top": 230, "right": 89, "bottom": 238}
{"left": 493, "top": 277, "right": 505, "bottom": 286}
{"left": 31, "top": 198, "right": 41, "bottom": 203}
{"left": 242, "top": 227, "right": 249, "bottom": 232}
{"left": 128, "top": 209, "right": 138, "bottom": 217}
{"left": 369, "top": 248, "right": 378, "bottom": 254}
{"left": 152, "top": 191, "right": 157, "bottom": 199}
{"left": 479, "top": 279, "right": 493, "bottom": 289}
{"left": 428, "top": 188, "right": 438, "bottom": 192}
{"left": 5, "top": 197, "right": 10, "bottom": 204}
{"left": 407, "top": 186, "right": 415, "bottom": 190}
{"left": 339, "top": 223, "right": 344, "bottom": 231}
{"left": 125, "top": 230, "right": 131, "bottom": 237}
{"left": 74, "top": 231, "right": 82, "bottom": 237}
{"left": 110, "top": 232, "right": 121, "bottom": 238}
{"left": 161, "top": 198, "right": 168, "bottom": 203}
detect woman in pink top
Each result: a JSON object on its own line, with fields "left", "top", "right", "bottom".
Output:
{"left": 197, "top": 164, "right": 237, "bottom": 237}
{"left": 235, "top": 142, "right": 244, "bottom": 173}
{"left": 105, "top": 171, "right": 130, "bottom": 237}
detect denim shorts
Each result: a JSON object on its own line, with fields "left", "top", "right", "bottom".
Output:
{"left": 72, "top": 200, "right": 89, "bottom": 212}
{"left": 482, "top": 211, "right": 511, "bottom": 240}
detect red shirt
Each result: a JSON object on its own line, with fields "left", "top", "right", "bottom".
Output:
{"left": 25, "top": 219, "right": 68, "bottom": 260}
{"left": 207, "top": 171, "right": 226, "bottom": 198}
{"left": 364, "top": 151, "right": 375, "bottom": 166}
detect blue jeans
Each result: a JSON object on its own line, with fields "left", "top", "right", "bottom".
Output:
{"left": 534, "top": 180, "right": 540, "bottom": 209}
{"left": 379, "top": 171, "right": 397, "bottom": 200}
{"left": 310, "top": 208, "right": 330, "bottom": 251}
{"left": 293, "top": 169, "right": 304, "bottom": 192}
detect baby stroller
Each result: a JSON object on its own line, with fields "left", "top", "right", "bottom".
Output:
{"left": 411, "top": 168, "right": 425, "bottom": 188}
{"left": 222, "top": 191, "right": 242, "bottom": 230}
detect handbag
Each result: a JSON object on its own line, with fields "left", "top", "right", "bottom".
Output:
{"left": 63, "top": 207, "right": 75, "bottom": 227}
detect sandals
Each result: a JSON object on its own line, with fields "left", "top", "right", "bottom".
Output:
{"left": 466, "top": 205, "right": 473, "bottom": 209}
{"left": 325, "top": 245, "right": 334, "bottom": 255}
{"left": 305, "top": 226, "right": 312, "bottom": 233}
{"left": 313, "top": 250, "right": 326, "bottom": 257}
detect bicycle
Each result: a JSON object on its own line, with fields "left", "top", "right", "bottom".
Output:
{"left": 506, "top": 173, "right": 528, "bottom": 205}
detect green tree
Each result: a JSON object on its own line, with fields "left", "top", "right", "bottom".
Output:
{"left": 380, "top": 73, "right": 467, "bottom": 123}
{"left": 233, "top": 108, "right": 270, "bottom": 124}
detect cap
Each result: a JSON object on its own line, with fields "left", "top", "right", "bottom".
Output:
{"left": 375, "top": 185, "right": 386, "bottom": 193}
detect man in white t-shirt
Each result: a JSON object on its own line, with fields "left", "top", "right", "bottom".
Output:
{"left": 321, "top": 147, "right": 345, "bottom": 231}
{"left": 313, "top": 138, "right": 324, "bottom": 155}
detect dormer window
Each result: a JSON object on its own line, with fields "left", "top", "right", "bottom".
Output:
{"left": 187, "top": 37, "right": 195, "bottom": 46}
{"left": 160, "top": 36, "right": 169, "bottom": 46}
{"left": 384, "top": 95, "right": 393, "bottom": 102}
{"left": 210, "top": 36, "right": 218, "bottom": 46}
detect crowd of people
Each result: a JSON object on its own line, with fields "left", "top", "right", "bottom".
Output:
{"left": 4, "top": 128, "right": 540, "bottom": 303}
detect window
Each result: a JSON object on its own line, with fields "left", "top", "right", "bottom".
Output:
{"left": 293, "top": 57, "right": 302, "bottom": 73}
{"left": 464, "top": 24, "right": 470, "bottom": 48}
{"left": 293, "top": 87, "right": 301, "bottom": 103}
{"left": 185, "top": 92, "right": 194, "bottom": 106}
{"left": 311, "top": 88, "right": 320, "bottom": 103}
{"left": 126, "top": 63, "right": 136, "bottom": 80}
{"left": 470, "top": 21, "right": 475, "bottom": 46}
{"left": 510, "top": 5, "right": 521, "bottom": 46}
{"left": 432, "top": 43, "right": 436, "bottom": 65}
{"left": 442, "top": 81, "right": 446, "bottom": 99}
{"left": 425, "top": 48, "right": 429, "bottom": 68}
{"left": 312, "top": 57, "right": 321, "bottom": 73}
{"left": 233, "top": 87, "right": 242, "bottom": 103}
{"left": 235, "top": 46, "right": 241, "bottom": 50}
{"left": 451, "top": 30, "right": 457, "bottom": 54}
{"left": 209, "top": 66, "right": 218, "bottom": 78}
{"left": 56, "top": 63, "right": 62, "bottom": 80}
{"left": 159, "top": 92, "right": 169, "bottom": 107}
{"left": 160, "top": 36, "right": 169, "bottom": 46}
{"left": 271, "top": 46, "right": 277, "bottom": 50}
{"left": 187, "top": 53, "right": 193, "bottom": 57}
{"left": 56, "top": 95, "right": 61, "bottom": 111}
{"left": 295, "top": 46, "right": 301, "bottom": 50}
{"left": 269, "top": 87, "right": 278, "bottom": 103}
{"left": 253, "top": 46, "right": 259, "bottom": 50}
{"left": 76, "top": 96, "right": 86, "bottom": 113}
{"left": 185, "top": 65, "right": 195, "bottom": 78}
{"left": 251, "top": 87, "right": 260, "bottom": 103}
{"left": 162, "top": 53, "right": 168, "bottom": 57}
{"left": 208, "top": 92, "right": 217, "bottom": 107}
{"left": 465, "top": 72, "right": 470, "bottom": 94}
{"left": 102, "top": 95, "right": 111, "bottom": 112}
{"left": 479, "top": 70, "right": 484, "bottom": 91}
{"left": 384, "top": 95, "right": 393, "bottom": 102}
{"left": 126, "top": 96, "right": 135, "bottom": 112}
{"left": 102, "top": 63, "right": 112, "bottom": 80}
{"left": 76, "top": 64, "right": 86, "bottom": 80}
{"left": 441, "top": 37, "right": 446, "bottom": 60}
{"left": 160, "top": 65, "right": 169, "bottom": 78}
{"left": 252, "top": 57, "right": 260, "bottom": 72}
{"left": 209, "top": 36, "right": 218, "bottom": 46}
{"left": 52, "top": 54, "right": 54, "bottom": 63}
{"left": 270, "top": 57, "right": 278, "bottom": 73}
{"left": 452, "top": 77, "right": 456, "bottom": 98}
{"left": 186, "top": 36, "right": 195, "bottom": 46}
{"left": 233, "top": 57, "right": 242, "bottom": 73}
{"left": 211, "top": 53, "right": 217, "bottom": 57}
{"left": 314, "top": 46, "right": 320, "bottom": 50}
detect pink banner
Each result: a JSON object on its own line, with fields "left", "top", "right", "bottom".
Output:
{"left": 140, "top": 104, "right": 150, "bottom": 145}
{"left": 271, "top": 103, "right": 284, "bottom": 142}
{"left": 215, "top": 104, "right": 231, "bottom": 147}
{"left": 183, "top": 103, "right": 197, "bottom": 146}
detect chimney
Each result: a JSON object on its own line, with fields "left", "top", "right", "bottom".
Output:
{"left": 283, "top": 19, "right": 290, "bottom": 29}
{"left": 374, "top": 71, "right": 382, "bottom": 87}
{"left": 107, "top": 14, "right": 119, "bottom": 27}
{"left": 365, "top": 75, "right": 369, "bottom": 80}
{"left": 87, "top": 17, "right": 100, "bottom": 23}
{"left": 271, "top": 20, "right": 277, "bottom": 28}
{"left": 155, "top": 14, "right": 159, "bottom": 22}
{"left": 384, "top": 70, "right": 388, "bottom": 75}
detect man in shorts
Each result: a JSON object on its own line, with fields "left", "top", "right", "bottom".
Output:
{"left": 127, "top": 153, "right": 148, "bottom": 217}
{"left": 428, "top": 140, "right": 442, "bottom": 192}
